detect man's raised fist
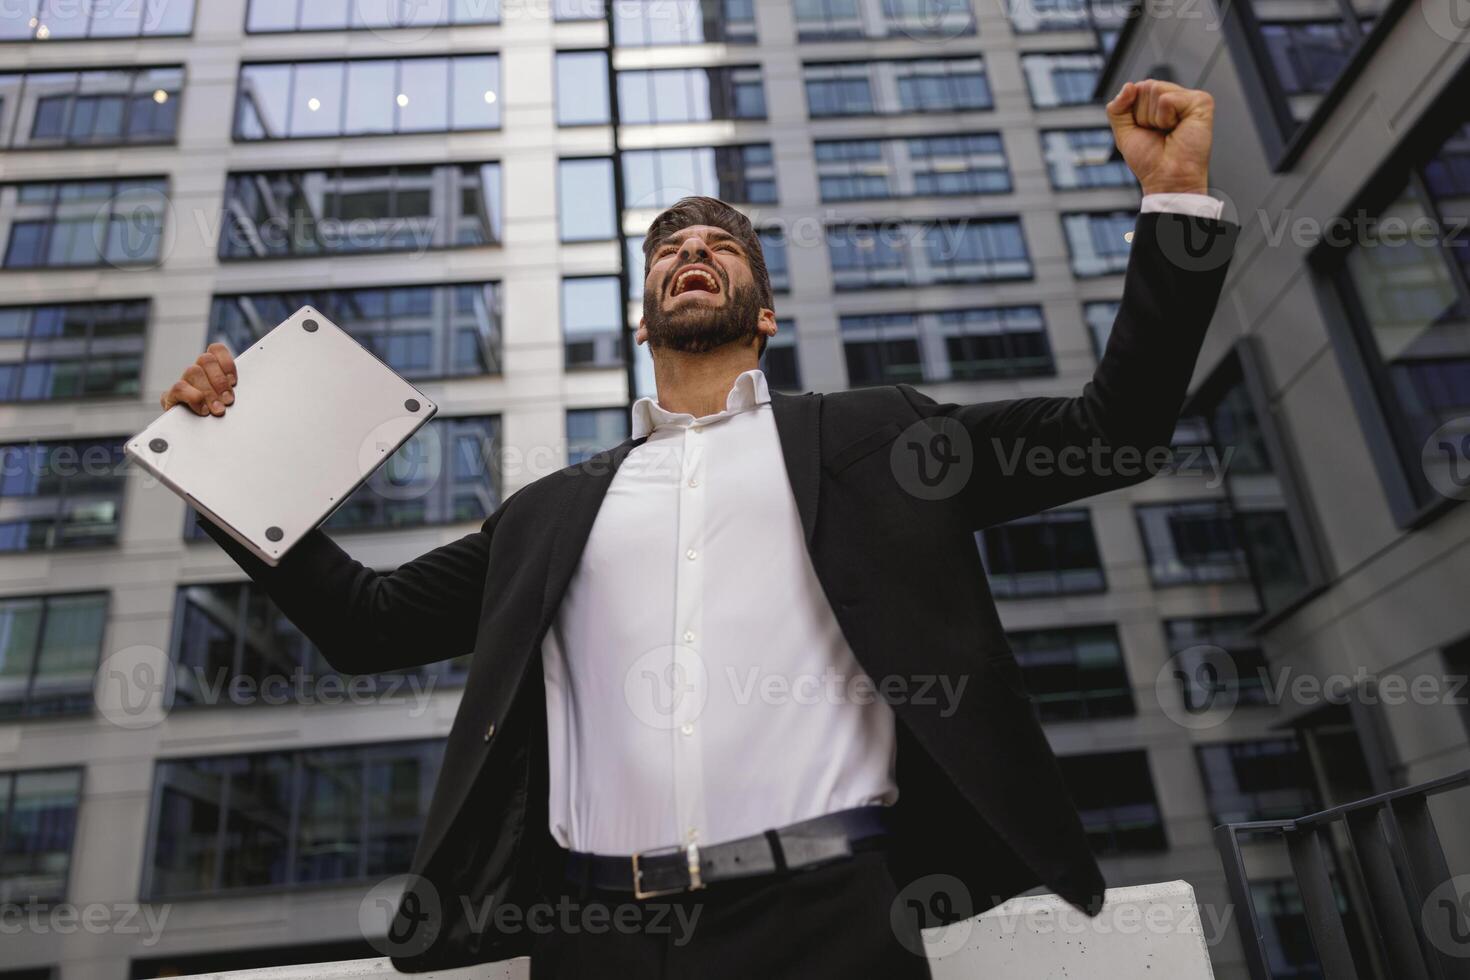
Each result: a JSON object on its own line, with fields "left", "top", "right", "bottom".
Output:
{"left": 1106, "top": 79, "right": 1215, "bottom": 198}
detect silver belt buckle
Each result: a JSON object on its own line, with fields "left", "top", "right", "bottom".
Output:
{"left": 631, "top": 841, "right": 704, "bottom": 899}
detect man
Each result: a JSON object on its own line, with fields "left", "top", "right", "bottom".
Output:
{"left": 162, "top": 79, "right": 1237, "bottom": 977}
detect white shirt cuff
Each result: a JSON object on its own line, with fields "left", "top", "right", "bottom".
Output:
{"left": 1140, "top": 193, "right": 1224, "bottom": 220}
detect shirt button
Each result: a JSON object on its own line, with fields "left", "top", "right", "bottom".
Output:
{"left": 685, "top": 548, "right": 698, "bottom": 560}
{"left": 483, "top": 722, "right": 495, "bottom": 742}
{"left": 681, "top": 722, "right": 695, "bottom": 736}
{"left": 687, "top": 478, "right": 699, "bottom": 488}
{"left": 682, "top": 630, "right": 695, "bottom": 643}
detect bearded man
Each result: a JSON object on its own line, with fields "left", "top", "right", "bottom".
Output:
{"left": 163, "top": 79, "right": 1237, "bottom": 978}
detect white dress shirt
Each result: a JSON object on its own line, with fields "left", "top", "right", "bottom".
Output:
{"left": 542, "top": 195, "right": 1223, "bottom": 855}
{"left": 543, "top": 369, "right": 899, "bottom": 854}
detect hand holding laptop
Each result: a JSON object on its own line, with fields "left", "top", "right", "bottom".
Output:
{"left": 130, "top": 306, "right": 436, "bottom": 566}
{"left": 160, "top": 342, "right": 239, "bottom": 417}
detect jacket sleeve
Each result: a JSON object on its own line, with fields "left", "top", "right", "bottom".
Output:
{"left": 197, "top": 502, "right": 508, "bottom": 675}
{"left": 897, "top": 211, "right": 1239, "bottom": 530}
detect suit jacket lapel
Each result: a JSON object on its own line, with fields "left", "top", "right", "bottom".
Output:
{"left": 536, "top": 392, "right": 822, "bottom": 629}
{"left": 770, "top": 390, "right": 822, "bottom": 545}
{"left": 537, "top": 437, "right": 642, "bottom": 632}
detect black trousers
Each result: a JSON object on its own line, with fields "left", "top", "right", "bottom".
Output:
{"left": 529, "top": 848, "right": 934, "bottom": 979}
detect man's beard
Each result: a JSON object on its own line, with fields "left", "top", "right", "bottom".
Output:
{"left": 642, "top": 280, "right": 764, "bottom": 354}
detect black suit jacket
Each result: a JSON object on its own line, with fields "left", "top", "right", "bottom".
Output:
{"left": 201, "top": 212, "right": 1238, "bottom": 970}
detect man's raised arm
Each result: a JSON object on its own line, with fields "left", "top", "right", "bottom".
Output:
{"left": 162, "top": 343, "right": 500, "bottom": 675}
{"left": 897, "top": 80, "right": 1240, "bottom": 529}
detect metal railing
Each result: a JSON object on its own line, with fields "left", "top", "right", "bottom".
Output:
{"left": 1216, "top": 768, "right": 1470, "bottom": 980}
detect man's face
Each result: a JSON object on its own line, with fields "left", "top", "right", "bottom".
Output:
{"left": 637, "top": 224, "right": 772, "bottom": 354}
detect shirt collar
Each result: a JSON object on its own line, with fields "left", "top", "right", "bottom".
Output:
{"left": 630, "top": 369, "right": 771, "bottom": 439}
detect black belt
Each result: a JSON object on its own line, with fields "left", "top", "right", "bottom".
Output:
{"left": 562, "top": 805, "right": 895, "bottom": 899}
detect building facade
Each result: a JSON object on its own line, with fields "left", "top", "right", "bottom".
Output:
{"left": 1100, "top": 0, "right": 1470, "bottom": 977}
{"left": 1, "top": 0, "right": 1465, "bottom": 978}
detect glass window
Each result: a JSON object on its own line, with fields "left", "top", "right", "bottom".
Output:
{"left": 794, "top": 0, "right": 973, "bottom": 40}
{"left": 621, "top": 145, "right": 777, "bottom": 209}
{"left": 1008, "top": 625, "right": 1133, "bottom": 722}
{"left": 218, "top": 163, "right": 502, "bottom": 260}
{"left": 1042, "top": 128, "right": 1133, "bottom": 190}
{"left": 1, "top": 179, "right": 167, "bottom": 270}
{"left": 0, "top": 437, "right": 126, "bottom": 552}
{"left": 759, "top": 228, "right": 789, "bottom": 292}
{"left": 1055, "top": 751, "right": 1166, "bottom": 854}
{"left": 147, "top": 742, "right": 442, "bottom": 897}
{"left": 1196, "top": 737, "right": 1320, "bottom": 823}
{"left": 566, "top": 408, "right": 630, "bottom": 465}
{"left": 210, "top": 284, "right": 500, "bottom": 380}
{"left": 0, "top": 768, "right": 82, "bottom": 904}
{"left": 761, "top": 318, "right": 801, "bottom": 391}
{"left": 1165, "top": 615, "right": 1272, "bottom": 711}
{"left": 613, "top": 0, "right": 757, "bottom": 45}
{"left": 0, "top": 67, "right": 183, "bottom": 150}
{"left": 828, "top": 218, "right": 1030, "bottom": 290}
{"left": 1008, "top": 0, "right": 1126, "bottom": 43}
{"left": 1332, "top": 113, "right": 1470, "bottom": 512}
{"left": 1179, "top": 351, "right": 1319, "bottom": 613}
{"left": 235, "top": 56, "right": 500, "bottom": 140}
{"left": 562, "top": 277, "right": 624, "bottom": 370}
{"left": 1230, "top": 0, "right": 1384, "bottom": 145}
{"left": 10, "top": 0, "right": 195, "bottom": 39}
{"left": 843, "top": 305, "right": 1051, "bottom": 385}
{"left": 617, "top": 66, "right": 766, "bottom": 124}
{"left": 979, "top": 509, "right": 1105, "bottom": 597}
{"left": 1083, "top": 300, "right": 1119, "bottom": 357}
{"left": 246, "top": 0, "right": 499, "bottom": 30}
{"left": 805, "top": 57, "right": 990, "bottom": 117}
{"left": 559, "top": 158, "right": 617, "bottom": 242}
{"left": 0, "top": 300, "right": 147, "bottom": 403}
{"left": 556, "top": 52, "right": 610, "bottom": 126}
{"left": 0, "top": 594, "right": 106, "bottom": 720}
{"left": 1020, "top": 52, "right": 1104, "bottom": 108}
{"left": 555, "top": 0, "right": 606, "bottom": 19}
{"left": 1062, "top": 210, "right": 1134, "bottom": 277}
{"left": 170, "top": 582, "right": 469, "bottom": 710}
{"left": 816, "top": 133, "right": 1008, "bottom": 201}
{"left": 1136, "top": 500, "right": 1252, "bottom": 586}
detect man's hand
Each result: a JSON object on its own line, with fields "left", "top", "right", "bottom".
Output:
{"left": 161, "top": 342, "right": 237, "bottom": 416}
{"left": 1106, "top": 79, "right": 1214, "bottom": 198}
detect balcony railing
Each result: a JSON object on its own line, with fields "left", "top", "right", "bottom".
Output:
{"left": 1216, "top": 768, "right": 1470, "bottom": 980}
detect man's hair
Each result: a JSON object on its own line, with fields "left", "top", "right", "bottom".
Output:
{"left": 641, "top": 196, "right": 773, "bottom": 356}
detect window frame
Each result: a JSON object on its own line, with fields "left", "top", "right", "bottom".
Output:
{"left": 0, "top": 65, "right": 185, "bottom": 151}
{"left": 216, "top": 162, "right": 504, "bottom": 262}
{"left": 241, "top": 0, "right": 501, "bottom": 33}
{"left": 1306, "top": 60, "right": 1470, "bottom": 527}
{"left": 1217, "top": 0, "right": 1413, "bottom": 170}
{"left": 231, "top": 54, "right": 503, "bottom": 143}
{"left": 0, "top": 0, "right": 197, "bottom": 42}
{"left": 0, "top": 298, "right": 150, "bottom": 404}
{"left": 140, "top": 740, "right": 445, "bottom": 900}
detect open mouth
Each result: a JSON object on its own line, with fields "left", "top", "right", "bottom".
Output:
{"left": 669, "top": 266, "right": 722, "bottom": 298}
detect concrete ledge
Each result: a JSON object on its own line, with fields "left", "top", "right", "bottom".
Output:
{"left": 175, "top": 880, "right": 1214, "bottom": 979}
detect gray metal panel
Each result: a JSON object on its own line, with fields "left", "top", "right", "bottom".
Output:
{"left": 125, "top": 306, "right": 436, "bottom": 566}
